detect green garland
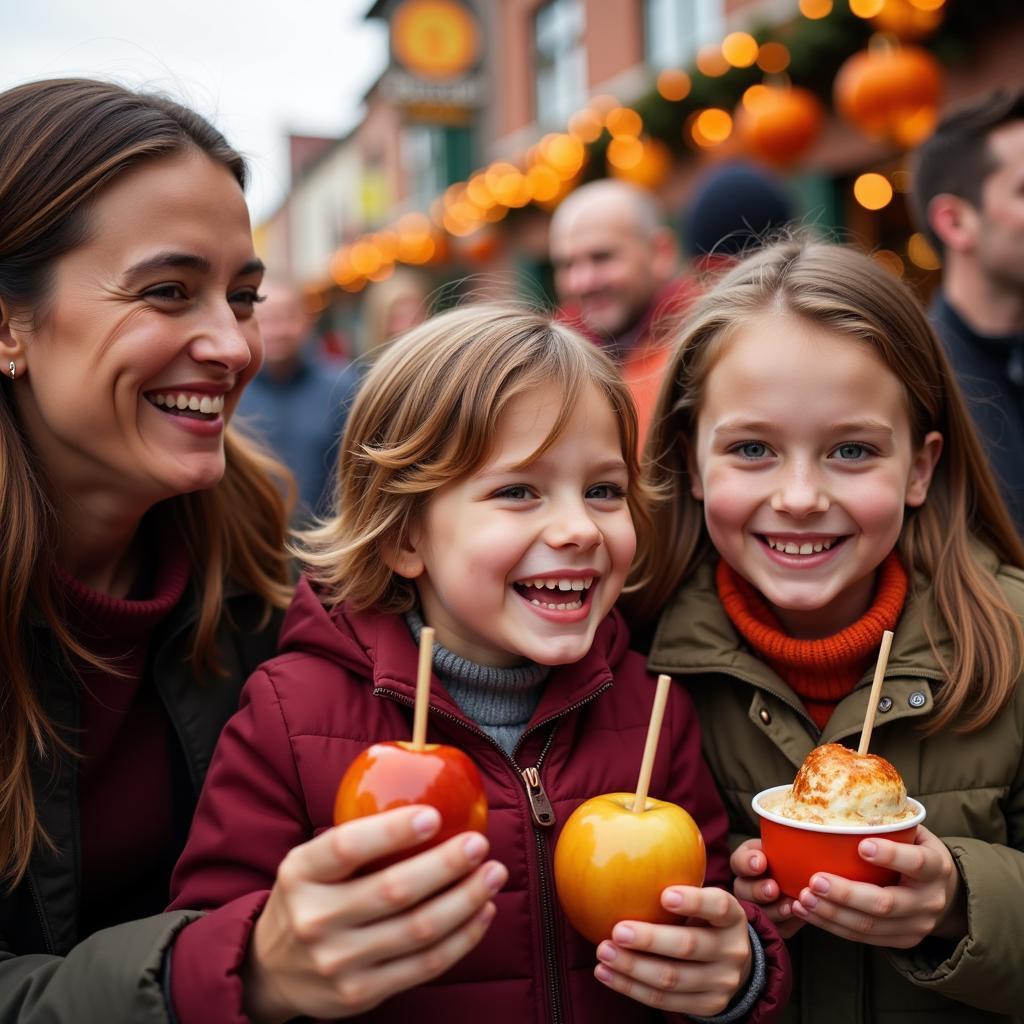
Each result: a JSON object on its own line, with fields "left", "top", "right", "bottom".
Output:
{"left": 577, "top": 0, "right": 1024, "bottom": 181}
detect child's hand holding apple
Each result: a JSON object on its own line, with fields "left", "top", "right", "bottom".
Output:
{"left": 242, "top": 627, "right": 506, "bottom": 1023}
{"left": 242, "top": 804, "right": 506, "bottom": 1023}
{"left": 554, "top": 674, "right": 755, "bottom": 1016}
{"left": 592, "top": 883, "right": 753, "bottom": 1017}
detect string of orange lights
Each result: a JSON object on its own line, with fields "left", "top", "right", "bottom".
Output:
{"left": 327, "top": 0, "right": 950, "bottom": 294}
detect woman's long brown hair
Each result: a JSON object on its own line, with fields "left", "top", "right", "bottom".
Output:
{"left": 0, "top": 79, "right": 293, "bottom": 889}
{"left": 629, "top": 241, "right": 1024, "bottom": 735}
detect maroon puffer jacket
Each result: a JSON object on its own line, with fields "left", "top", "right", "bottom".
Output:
{"left": 168, "top": 580, "right": 790, "bottom": 1022}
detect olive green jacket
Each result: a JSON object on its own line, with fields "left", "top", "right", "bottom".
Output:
{"left": 647, "top": 553, "right": 1024, "bottom": 1024}
{"left": 0, "top": 585, "right": 283, "bottom": 1023}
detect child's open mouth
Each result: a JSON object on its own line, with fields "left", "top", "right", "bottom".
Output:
{"left": 512, "top": 576, "right": 595, "bottom": 611}
{"left": 146, "top": 392, "right": 225, "bottom": 421}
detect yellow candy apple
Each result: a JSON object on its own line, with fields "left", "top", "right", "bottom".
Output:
{"left": 554, "top": 792, "right": 706, "bottom": 945}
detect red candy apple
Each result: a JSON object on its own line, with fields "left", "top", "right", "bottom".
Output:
{"left": 554, "top": 792, "right": 707, "bottom": 945}
{"left": 334, "top": 740, "right": 488, "bottom": 868}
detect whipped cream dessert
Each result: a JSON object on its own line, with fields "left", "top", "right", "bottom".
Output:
{"left": 767, "top": 743, "right": 914, "bottom": 826}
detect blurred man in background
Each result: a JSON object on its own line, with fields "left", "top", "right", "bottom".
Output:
{"left": 912, "top": 89, "right": 1024, "bottom": 534}
{"left": 550, "top": 171, "right": 795, "bottom": 446}
{"left": 238, "top": 278, "right": 361, "bottom": 519}
{"left": 549, "top": 179, "right": 689, "bottom": 445}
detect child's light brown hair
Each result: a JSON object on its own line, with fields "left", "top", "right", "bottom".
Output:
{"left": 630, "top": 240, "right": 1024, "bottom": 735}
{"left": 300, "top": 303, "right": 652, "bottom": 612}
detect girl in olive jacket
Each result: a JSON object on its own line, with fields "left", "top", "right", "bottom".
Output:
{"left": 628, "top": 241, "right": 1024, "bottom": 1024}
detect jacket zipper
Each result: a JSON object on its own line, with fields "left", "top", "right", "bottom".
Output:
{"left": 376, "top": 682, "right": 612, "bottom": 1024}
{"left": 26, "top": 870, "right": 56, "bottom": 954}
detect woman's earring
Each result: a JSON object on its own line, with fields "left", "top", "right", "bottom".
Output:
{"left": 8, "top": 361, "right": 14, "bottom": 381}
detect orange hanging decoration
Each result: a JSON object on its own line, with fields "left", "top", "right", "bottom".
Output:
{"left": 735, "top": 84, "right": 825, "bottom": 167}
{"left": 834, "top": 42, "right": 943, "bottom": 147}
{"left": 870, "top": 0, "right": 944, "bottom": 41}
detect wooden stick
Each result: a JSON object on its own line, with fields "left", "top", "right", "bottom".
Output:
{"left": 632, "top": 674, "right": 673, "bottom": 813}
{"left": 858, "top": 630, "right": 894, "bottom": 756}
{"left": 411, "top": 627, "right": 435, "bottom": 750}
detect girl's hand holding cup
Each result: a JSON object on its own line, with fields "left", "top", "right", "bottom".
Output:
{"left": 730, "top": 839, "right": 804, "bottom": 939}
{"left": 242, "top": 806, "right": 506, "bottom": 1023}
{"left": 789, "top": 824, "right": 966, "bottom": 948}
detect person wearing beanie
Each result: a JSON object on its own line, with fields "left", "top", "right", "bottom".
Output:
{"left": 679, "top": 161, "right": 796, "bottom": 262}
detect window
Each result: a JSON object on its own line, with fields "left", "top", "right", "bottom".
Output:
{"left": 644, "top": 0, "right": 722, "bottom": 69}
{"left": 404, "top": 123, "right": 475, "bottom": 210}
{"left": 535, "top": 0, "right": 586, "bottom": 128}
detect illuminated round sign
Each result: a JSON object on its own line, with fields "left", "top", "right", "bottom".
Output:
{"left": 392, "top": 0, "right": 481, "bottom": 80}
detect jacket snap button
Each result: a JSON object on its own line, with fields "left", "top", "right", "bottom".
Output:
{"left": 877, "top": 696, "right": 893, "bottom": 713}
{"left": 908, "top": 691, "right": 927, "bottom": 708}
{"left": 759, "top": 708, "right": 771, "bottom": 725}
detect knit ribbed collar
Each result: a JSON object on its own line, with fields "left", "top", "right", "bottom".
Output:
{"left": 716, "top": 551, "right": 908, "bottom": 681}
{"left": 54, "top": 528, "right": 191, "bottom": 640}
{"left": 405, "top": 609, "right": 549, "bottom": 691}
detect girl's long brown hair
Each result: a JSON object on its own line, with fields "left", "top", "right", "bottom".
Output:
{"left": 629, "top": 240, "right": 1024, "bottom": 735}
{"left": 0, "top": 79, "right": 293, "bottom": 889}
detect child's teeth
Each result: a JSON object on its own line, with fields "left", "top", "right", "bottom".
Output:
{"left": 767, "top": 537, "right": 835, "bottom": 553}
{"left": 524, "top": 577, "right": 592, "bottom": 591}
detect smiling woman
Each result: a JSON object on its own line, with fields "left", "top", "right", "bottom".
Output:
{"left": 0, "top": 78, "right": 293, "bottom": 1022}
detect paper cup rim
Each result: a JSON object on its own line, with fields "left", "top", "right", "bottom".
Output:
{"left": 752, "top": 784, "right": 926, "bottom": 834}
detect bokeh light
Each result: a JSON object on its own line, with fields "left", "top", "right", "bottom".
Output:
{"left": 696, "top": 44, "right": 730, "bottom": 77}
{"left": 908, "top": 232, "right": 942, "bottom": 269}
{"left": 722, "top": 32, "right": 759, "bottom": 68}
{"left": 850, "top": 0, "right": 886, "bottom": 17}
{"left": 657, "top": 69, "right": 692, "bottom": 101}
{"left": 568, "top": 108, "right": 603, "bottom": 142}
{"left": 853, "top": 172, "right": 894, "bottom": 209}
{"left": 691, "top": 108, "right": 733, "bottom": 147}
{"left": 757, "top": 42, "right": 791, "bottom": 73}
{"left": 872, "top": 249, "right": 905, "bottom": 277}
{"left": 890, "top": 169, "right": 912, "bottom": 193}
{"left": 606, "top": 135, "right": 644, "bottom": 169}
{"left": 606, "top": 107, "right": 643, "bottom": 137}
{"left": 800, "top": 0, "right": 833, "bottom": 18}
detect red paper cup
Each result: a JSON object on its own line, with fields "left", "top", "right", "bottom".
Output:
{"left": 752, "top": 785, "right": 926, "bottom": 899}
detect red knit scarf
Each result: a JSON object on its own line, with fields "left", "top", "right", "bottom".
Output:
{"left": 715, "top": 552, "right": 908, "bottom": 729}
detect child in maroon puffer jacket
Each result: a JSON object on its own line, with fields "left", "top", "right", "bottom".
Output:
{"left": 166, "top": 305, "right": 790, "bottom": 1023}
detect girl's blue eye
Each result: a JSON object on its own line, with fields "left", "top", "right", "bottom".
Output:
{"left": 736, "top": 442, "right": 770, "bottom": 459}
{"left": 834, "top": 443, "right": 869, "bottom": 460}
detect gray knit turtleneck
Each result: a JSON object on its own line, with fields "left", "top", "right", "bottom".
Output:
{"left": 406, "top": 611, "right": 549, "bottom": 755}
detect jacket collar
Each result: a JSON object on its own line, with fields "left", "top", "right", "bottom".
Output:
{"left": 307, "top": 594, "right": 632, "bottom": 733}
{"left": 645, "top": 552, "right": 988, "bottom": 747}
